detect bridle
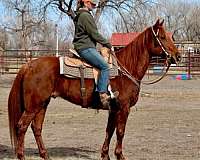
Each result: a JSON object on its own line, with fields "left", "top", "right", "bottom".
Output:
{"left": 151, "top": 27, "right": 171, "bottom": 59}
{"left": 111, "top": 26, "right": 173, "bottom": 87}
{"left": 141, "top": 27, "right": 172, "bottom": 85}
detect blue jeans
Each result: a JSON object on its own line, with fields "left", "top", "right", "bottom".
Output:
{"left": 78, "top": 48, "right": 109, "bottom": 93}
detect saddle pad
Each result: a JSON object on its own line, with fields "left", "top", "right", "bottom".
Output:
{"left": 59, "top": 55, "right": 119, "bottom": 79}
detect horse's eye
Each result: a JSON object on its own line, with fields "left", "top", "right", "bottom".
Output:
{"left": 161, "top": 36, "right": 165, "bottom": 39}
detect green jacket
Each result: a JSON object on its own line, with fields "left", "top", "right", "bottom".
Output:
{"left": 73, "top": 9, "right": 112, "bottom": 52}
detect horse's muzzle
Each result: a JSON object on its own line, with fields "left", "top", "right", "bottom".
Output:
{"left": 170, "top": 52, "right": 181, "bottom": 64}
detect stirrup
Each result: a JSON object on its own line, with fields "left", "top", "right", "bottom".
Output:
{"left": 111, "top": 91, "right": 119, "bottom": 99}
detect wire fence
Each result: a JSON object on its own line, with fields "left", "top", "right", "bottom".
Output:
{"left": 0, "top": 49, "right": 200, "bottom": 79}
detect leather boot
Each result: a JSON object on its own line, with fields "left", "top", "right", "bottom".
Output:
{"left": 99, "top": 93, "right": 110, "bottom": 109}
{"left": 99, "top": 91, "right": 119, "bottom": 109}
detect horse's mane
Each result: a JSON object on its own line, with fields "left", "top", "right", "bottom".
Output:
{"left": 116, "top": 27, "right": 151, "bottom": 74}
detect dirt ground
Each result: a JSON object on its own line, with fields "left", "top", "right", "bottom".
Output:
{"left": 0, "top": 74, "right": 200, "bottom": 160}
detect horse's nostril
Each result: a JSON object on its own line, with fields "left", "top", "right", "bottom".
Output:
{"left": 177, "top": 55, "right": 181, "bottom": 61}
{"left": 176, "top": 54, "right": 181, "bottom": 61}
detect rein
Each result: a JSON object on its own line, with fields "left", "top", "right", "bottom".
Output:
{"left": 110, "top": 52, "right": 140, "bottom": 88}
{"left": 111, "top": 26, "right": 172, "bottom": 86}
{"left": 141, "top": 63, "right": 170, "bottom": 85}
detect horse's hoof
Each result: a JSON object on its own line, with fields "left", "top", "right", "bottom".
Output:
{"left": 40, "top": 151, "right": 49, "bottom": 160}
{"left": 116, "top": 154, "right": 126, "bottom": 160}
{"left": 101, "top": 155, "right": 110, "bottom": 160}
{"left": 43, "top": 157, "right": 52, "bottom": 160}
{"left": 43, "top": 156, "right": 51, "bottom": 160}
{"left": 17, "top": 155, "right": 25, "bottom": 160}
{"left": 17, "top": 152, "right": 25, "bottom": 160}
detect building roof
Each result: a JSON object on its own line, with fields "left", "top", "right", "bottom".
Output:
{"left": 110, "top": 32, "right": 139, "bottom": 47}
{"left": 110, "top": 32, "right": 173, "bottom": 47}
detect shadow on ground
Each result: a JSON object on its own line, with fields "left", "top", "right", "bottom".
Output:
{"left": 0, "top": 144, "right": 97, "bottom": 159}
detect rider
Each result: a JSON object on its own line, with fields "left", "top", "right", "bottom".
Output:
{"left": 73, "top": 0, "right": 118, "bottom": 108}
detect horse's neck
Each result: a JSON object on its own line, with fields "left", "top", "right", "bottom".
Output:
{"left": 117, "top": 31, "right": 150, "bottom": 80}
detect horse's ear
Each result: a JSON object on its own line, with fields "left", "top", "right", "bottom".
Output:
{"left": 160, "top": 19, "right": 164, "bottom": 26}
{"left": 154, "top": 19, "right": 160, "bottom": 28}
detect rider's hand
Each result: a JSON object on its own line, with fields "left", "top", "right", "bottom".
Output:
{"left": 111, "top": 46, "right": 115, "bottom": 52}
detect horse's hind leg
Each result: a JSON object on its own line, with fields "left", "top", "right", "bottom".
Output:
{"left": 101, "top": 111, "right": 116, "bottom": 160}
{"left": 31, "top": 107, "right": 48, "bottom": 159}
{"left": 115, "top": 106, "right": 130, "bottom": 160}
{"left": 16, "top": 111, "right": 36, "bottom": 160}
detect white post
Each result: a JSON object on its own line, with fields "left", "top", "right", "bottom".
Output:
{"left": 55, "top": 24, "right": 59, "bottom": 57}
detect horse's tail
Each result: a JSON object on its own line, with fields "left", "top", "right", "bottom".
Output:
{"left": 8, "top": 65, "right": 26, "bottom": 153}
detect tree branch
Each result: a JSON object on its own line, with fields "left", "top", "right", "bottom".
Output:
{"left": 56, "top": 0, "right": 76, "bottom": 19}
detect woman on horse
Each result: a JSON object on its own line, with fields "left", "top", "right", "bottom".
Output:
{"left": 73, "top": 0, "right": 118, "bottom": 108}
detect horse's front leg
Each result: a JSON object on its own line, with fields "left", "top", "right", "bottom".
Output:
{"left": 101, "top": 111, "right": 117, "bottom": 160}
{"left": 115, "top": 105, "right": 130, "bottom": 160}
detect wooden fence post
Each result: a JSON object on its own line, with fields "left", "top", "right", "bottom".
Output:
{"left": 188, "top": 49, "right": 191, "bottom": 80}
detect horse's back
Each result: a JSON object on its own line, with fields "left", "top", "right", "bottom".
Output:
{"left": 29, "top": 56, "right": 60, "bottom": 72}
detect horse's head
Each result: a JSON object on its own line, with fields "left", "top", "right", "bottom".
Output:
{"left": 149, "top": 19, "right": 181, "bottom": 64}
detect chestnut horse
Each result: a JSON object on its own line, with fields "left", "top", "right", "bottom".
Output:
{"left": 8, "top": 19, "right": 180, "bottom": 160}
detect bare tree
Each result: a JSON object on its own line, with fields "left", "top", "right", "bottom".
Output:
{"left": 0, "top": 0, "right": 44, "bottom": 49}
{"left": 0, "top": 28, "right": 8, "bottom": 49}
{"left": 114, "top": 0, "right": 200, "bottom": 41}
{"left": 1, "top": 0, "right": 200, "bottom": 49}
{"left": 155, "top": 0, "right": 200, "bottom": 41}
{"left": 92, "top": 0, "right": 159, "bottom": 33}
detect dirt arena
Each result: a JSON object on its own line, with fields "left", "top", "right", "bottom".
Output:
{"left": 0, "top": 74, "right": 200, "bottom": 160}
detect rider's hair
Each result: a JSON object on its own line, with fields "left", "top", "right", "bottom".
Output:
{"left": 77, "top": 0, "right": 84, "bottom": 11}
